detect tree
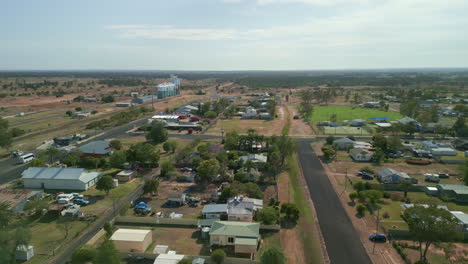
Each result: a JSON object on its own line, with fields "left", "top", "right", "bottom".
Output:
{"left": 372, "top": 149, "right": 386, "bottom": 163}
{"left": 260, "top": 247, "right": 286, "bottom": 264}
{"left": 224, "top": 131, "right": 239, "bottom": 150}
{"left": 321, "top": 145, "right": 336, "bottom": 161}
{"left": 197, "top": 158, "right": 220, "bottom": 183}
{"left": 71, "top": 245, "right": 96, "bottom": 264}
{"left": 109, "top": 139, "right": 122, "bottom": 150}
{"left": 64, "top": 151, "right": 81, "bottom": 167}
{"left": 204, "top": 111, "right": 217, "bottom": 119}
{"left": 256, "top": 207, "right": 279, "bottom": 225}
{"left": 362, "top": 190, "right": 383, "bottom": 206}
{"left": 143, "top": 179, "right": 159, "bottom": 195}
{"left": 356, "top": 204, "right": 366, "bottom": 216}
{"left": 353, "top": 181, "right": 366, "bottom": 194}
{"left": 404, "top": 206, "right": 459, "bottom": 262}
{"left": 109, "top": 151, "right": 127, "bottom": 169}
{"left": 94, "top": 239, "right": 121, "bottom": 264}
{"left": 163, "top": 140, "right": 178, "bottom": 153}
{"left": 96, "top": 176, "right": 115, "bottom": 195}
{"left": 103, "top": 222, "right": 115, "bottom": 238}
{"left": 280, "top": 203, "right": 300, "bottom": 222}
{"left": 400, "top": 182, "right": 413, "bottom": 198}
{"left": 29, "top": 158, "right": 46, "bottom": 167}
{"left": 219, "top": 187, "right": 238, "bottom": 201}
{"left": 160, "top": 160, "right": 175, "bottom": 178}
{"left": 244, "top": 182, "right": 263, "bottom": 199}
{"left": 0, "top": 118, "right": 12, "bottom": 149}
{"left": 101, "top": 95, "right": 115, "bottom": 103}
{"left": 349, "top": 192, "right": 358, "bottom": 203}
{"left": 372, "top": 134, "right": 387, "bottom": 150}
{"left": 387, "top": 136, "right": 403, "bottom": 151}
{"left": 146, "top": 120, "right": 168, "bottom": 144}
{"left": 326, "top": 135, "right": 335, "bottom": 145}
{"left": 126, "top": 143, "right": 160, "bottom": 165}
{"left": 0, "top": 201, "right": 12, "bottom": 228}
{"left": 177, "top": 260, "right": 191, "bottom": 264}
{"left": 211, "top": 249, "right": 226, "bottom": 264}
{"left": 40, "top": 146, "right": 61, "bottom": 164}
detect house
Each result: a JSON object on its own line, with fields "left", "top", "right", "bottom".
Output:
{"left": 110, "top": 229, "right": 152, "bottom": 253}
{"left": 79, "top": 140, "right": 113, "bottom": 157}
{"left": 450, "top": 211, "right": 468, "bottom": 232}
{"left": 201, "top": 204, "right": 228, "bottom": 219}
{"left": 377, "top": 168, "right": 413, "bottom": 184}
{"left": 421, "top": 141, "right": 456, "bottom": 156}
{"left": 83, "top": 97, "right": 98, "bottom": 103}
{"left": 167, "top": 192, "right": 186, "bottom": 206}
{"left": 209, "top": 221, "right": 260, "bottom": 254}
{"left": 349, "top": 148, "right": 373, "bottom": 162}
{"left": 61, "top": 204, "right": 80, "bottom": 217}
{"left": 353, "top": 141, "right": 372, "bottom": 149}
{"left": 116, "top": 170, "right": 136, "bottom": 182}
{"left": 239, "top": 154, "right": 268, "bottom": 164}
{"left": 398, "top": 117, "right": 421, "bottom": 130}
{"left": 418, "top": 100, "right": 434, "bottom": 109}
{"left": 227, "top": 196, "right": 263, "bottom": 222}
{"left": 0, "top": 189, "right": 44, "bottom": 214}
{"left": 453, "top": 139, "right": 468, "bottom": 151}
{"left": 436, "top": 184, "right": 468, "bottom": 203}
{"left": 153, "top": 252, "right": 185, "bottom": 264}
{"left": 116, "top": 102, "right": 132, "bottom": 107}
{"left": 242, "top": 107, "right": 257, "bottom": 119}
{"left": 22, "top": 167, "right": 102, "bottom": 191}
{"left": 422, "top": 121, "right": 451, "bottom": 133}
{"left": 350, "top": 119, "right": 366, "bottom": 127}
{"left": 363, "top": 101, "right": 380, "bottom": 108}
{"left": 333, "top": 137, "right": 354, "bottom": 150}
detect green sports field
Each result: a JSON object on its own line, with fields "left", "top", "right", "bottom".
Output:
{"left": 309, "top": 106, "right": 404, "bottom": 122}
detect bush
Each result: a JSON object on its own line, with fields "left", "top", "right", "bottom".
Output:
{"left": 390, "top": 192, "right": 403, "bottom": 202}
{"left": 211, "top": 249, "right": 226, "bottom": 264}
{"left": 71, "top": 245, "right": 96, "bottom": 264}
{"left": 204, "top": 111, "right": 217, "bottom": 119}
{"left": 383, "top": 192, "right": 391, "bottom": 199}
{"left": 360, "top": 166, "right": 374, "bottom": 174}
{"left": 356, "top": 204, "right": 366, "bottom": 216}
{"left": 382, "top": 211, "right": 390, "bottom": 219}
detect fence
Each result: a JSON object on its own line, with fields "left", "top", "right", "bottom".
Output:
{"left": 119, "top": 252, "right": 259, "bottom": 264}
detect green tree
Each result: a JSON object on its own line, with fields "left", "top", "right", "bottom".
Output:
{"left": 64, "top": 151, "right": 81, "bottom": 167}
{"left": 321, "top": 145, "right": 336, "bottom": 161}
{"left": 260, "top": 247, "right": 286, "bottom": 264}
{"left": 280, "top": 203, "right": 300, "bottom": 222}
{"left": 103, "top": 222, "right": 115, "bottom": 238}
{"left": 387, "top": 136, "right": 403, "bottom": 150}
{"left": 143, "top": 179, "right": 160, "bottom": 195}
{"left": 372, "top": 134, "right": 387, "bottom": 150}
{"left": 356, "top": 204, "right": 366, "bottom": 216}
{"left": 372, "top": 149, "right": 386, "bottom": 163}
{"left": 109, "top": 151, "right": 127, "bottom": 169}
{"left": 326, "top": 135, "right": 335, "bottom": 145}
{"left": 353, "top": 181, "right": 366, "bottom": 194}
{"left": 126, "top": 143, "right": 160, "bottom": 165}
{"left": 109, "top": 139, "right": 122, "bottom": 150}
{"left": 177, "top": 260, "right": 191, "bottom": 264}
{"left": 197, "top": 158, "right": 220, "bottom": 183}
{"left": 400, "top": 182, "right": 413, "bottom": 198}
{"left": 404, "top": 206, "right": 459, "bottom": 262}
{"left": 244, "top": 182, "right": 263, "bottom": 199}
{"left": 349, "top": 192, "right": 358, "bottom": 203}
{"left": 256, "top": 207, "right": 279, "bottom": 225}
{"left": 160, "top": 160, "right": 175, "bottom": 178}
{"left": 163, "top": 140, "right": 178, "bottom": 153}
{"left": 29, "top": 158, "right": 46, "bottom": 167}
{"left": 40, "top": 146, "right": 61, "bottom": 164}
{"left": 362, "top": 190, "right": 383, "bottom": 206}
{"left": 224, "top": 131, "right": 239, "bottom": 150}
{"left": 0, "top": 118, "right": 12, "bottom": 149}
{"left": 96, "top": 176, "right": 115, "bottom": 195}
{"left": 101, "top": 95, "right": 115, "bottom": 103}
{"left": 219, "top": 187, "right": 238, "bottom": 201}
{"left": 71, "top": 245, "right": 96, "bottom": 264}
{"left": 146, "top": 120, "right": 168, "bottom": 144}
{"left": 211, "top": 249, "right": 226, "bottom": 264}
{"left": 94, "top": 239, "right": 121, "bottom": 264}
{"left": 204, "top": 111, "right": 217, "bottom": 119}
{"left": 0, "top": 201, "right": 12, "bottom": 228}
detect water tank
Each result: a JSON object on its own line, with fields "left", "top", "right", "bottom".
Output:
{"left": 201, "top": 227, "right": 210, "bottom": 240}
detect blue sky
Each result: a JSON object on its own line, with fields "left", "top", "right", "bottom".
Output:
{"left": 2, "top": 0, "right": 468, "bottom": 70}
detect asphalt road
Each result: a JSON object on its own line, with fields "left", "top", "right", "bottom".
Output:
{"left": 295, "top": 138, "right": 372, "bottom": 264}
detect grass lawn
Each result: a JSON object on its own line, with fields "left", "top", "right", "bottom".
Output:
{"left": 257, "top": 231, "right": 281, "bottom": 259}
{"left": 310, "top": 106, "right": 404, "bottom": 122}
{"left": 323, "top": 126, "right": 372, "bottom": 135}
{"left": 286, "top": 154, "right": 324, "bottom": 263}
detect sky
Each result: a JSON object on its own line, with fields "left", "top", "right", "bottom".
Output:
{"left": 2, "top": 0, "right": 468, "bottom": 70}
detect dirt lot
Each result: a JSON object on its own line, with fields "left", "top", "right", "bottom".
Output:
{"left": 286, "top": 104, "right": 314, "bottom": 136}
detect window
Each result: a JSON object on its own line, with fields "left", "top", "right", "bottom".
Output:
{"left": 228, "top": 237, "right": 234, "bottom": 243}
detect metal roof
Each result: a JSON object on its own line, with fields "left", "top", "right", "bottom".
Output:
{"left": 235, "top": 237, "right": 258, "bottom": 246}
{"left": 437, "top": 184, "right": 468, "bottom": 195}
{"left": 22, "top": 167, "right": 101, "bottom": 183}
{"left": 79, "top": 140, "right": 111, "bottom": 155}
{"left": 451, "top": 211, "right": 468, "bottom": 224}
{"left": 202, "top": 204, "right": 228, "bottom": 214}
{"left": 209, "top": 221, "right": 260, "bottom": 238}
{"left": 110, "top": 229, "right": 151, "bottom": 242}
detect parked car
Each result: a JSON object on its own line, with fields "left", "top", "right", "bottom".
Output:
{"left": 10, "top": 150, "right": 24, "bottom": 157}
{"left": 438, "top": 173, "right": 449, "bottom": 179}
{"left": 73, "top": 198, "right": 90, "bottom": 206}
{"left": 369, "top": 233, "right": 387, "bottom": 242}
{"left": 424, "top": 173, "right": 440, "bottom": 183}
{"left": 71, "top": 193, "right": 84, "bottom": 198}
{"left": 361, "top": 173, "right": 374, "bottom": 180}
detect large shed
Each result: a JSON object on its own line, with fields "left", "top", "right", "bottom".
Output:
{"left": 22, "top": 167, "right": 102, "bottom": 191}
{"left": 110, "top": 229, "right": 152, "bottom": 253}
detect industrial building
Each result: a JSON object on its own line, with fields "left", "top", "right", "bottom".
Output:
{"left": 22, "top": 167, "right": 102, "bottom": 191}
{"left": 156, "top": 76, "right": 180, "bottom": 99}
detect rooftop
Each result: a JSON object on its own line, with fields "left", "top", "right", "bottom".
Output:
{"left": 79, "top": 140, "right": 112, "bottom": 155}
{"left": 202, "top": 204, "right": 228, "bottom": 214}
{"left": 437, "top": 184, "right": 468, "bottom": 195}
{"left": 22, "top": 167, "right": 101, "bottom": 184}
{"left": 209, "top": 221, "right": 260, "bottom": 238}
{"left": 110, "top": 229, "right": 151, "bottom": 242}
{"left": 451, "top": 211, "right": 468, "bottom": 225}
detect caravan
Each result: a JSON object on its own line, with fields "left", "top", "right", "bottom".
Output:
{"left": 17, "top": 153, "right": 35, "bottom": 164}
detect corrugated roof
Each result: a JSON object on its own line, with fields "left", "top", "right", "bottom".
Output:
{"left": 110, "top": 229, "right": 151, "bottom": 242}
{"left": 437, "top": 184, "right": 468, "bottom": 195}
{"left": 235, "top": 237, "right": 258, "bottom": 246}
{"left": 209, "top": 221, "right": 259, "bottom": 238}
{"left": 79, "top": 140, "right": 111, "bottom": 155}
{"left": 22, "top": 167, "right": 101, "bottom": 183}
{"left": 202, "top": 204, "right": 228, "bottom": 214}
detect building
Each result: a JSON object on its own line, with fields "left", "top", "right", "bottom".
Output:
{"left": 209, "top": 221, "right": 260, "bottom": 254}
{"left": 353, "top": 141, "right": 372, "bottom": 149}
{"left": 0, "top": 189, "right": 43, "bottom": 214}
{"left": 201, "top": 204, "right": 228, "bottom": 219}
{"left": 83, "top": 97, "right": 98, "bottom": 103}
{"left": 22, "top": 167, "right": 102, "bottom": 191}
{"left": 242, "top": 107, "right": 257, "bottom": 119}
{"left": 148, "top": 115, "right": 180, "bottom": 125}
{"left": 79, "top": 140, "right": 113, "bottom": 157}
{"left": 349, "top": 148, "right": 373, "bottom": 162}
{"left": 239, "top": 154, "right": 268, "bottom": 164}
{"left": 110, "top": 229, "right": 152, "bottom": 253}
{"left": 398, "top": 117, "right": 421, "bottom": 131}
{"left": 153, "top": 252, "right": 185, "bottom": 264}
{"left": 167, "top": 192, "right": 186, "bottom": 206}
{"left": 421, "top": 141, "right": 456, "bottom": 156}
{"left": 115, "top": 102, "right": 133, "bottom": 107}
{"left": 350, "top": 119, "right": 366, "bottom": 127}
{"left": 16, "top": 245, "right": 34, "bottom": 261}
{"left": 333, "top": 137, "right": 355, "bottom": 150}
{"left": 453, "top": 139, "right": 468, "bottom": 151}
{"left": 450, "top": 211, "right": 468, "bottom": 232}
{"left": 132, "top": 95, "right": 154, "bottom": 105}
{"left": 227, "top": 196, "right": 263, "bottom": 222}
{"left": 157, "top": 77, "right": 180, "bottom": 99}
{"left": 377, "top": 168, "right": 413, "bottom": 184}
{"left": 436, "top": 184, "right": 468, "bottom": 203}
{"left": 116, "top": 170, "right": 136, "bottom": 182}
{"left": 72, "top": 112, "right": 90, "bottom": 119}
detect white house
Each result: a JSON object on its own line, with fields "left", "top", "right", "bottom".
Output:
{"left": 349, "top": 148, "right": 373, "bottom": 162}
{"left": 22, "top": 167, "right": 102, "bottom": 191}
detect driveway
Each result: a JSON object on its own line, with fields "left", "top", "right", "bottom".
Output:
{"left": 295, "top": 139, "right": 372, "bottom": 264}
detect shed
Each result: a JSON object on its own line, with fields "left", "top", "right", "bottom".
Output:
{"left": 153, "top": 245, "right": 169, "bottom": 254}
{"left": 350, "top": 119, "right": 366, "bottom": 127}
{"left": 436, "top": 184, "right": 468, "bottom": 203}
{"left": 192, "top": 258, "right": 206, "bottom": 264}
{"left": 167, "top": 192, "right": 186, "bottom": 206}
{"left": 425, "top": 186, "right": 439, "bottom": 196}
{"left": 116, "top": 170, "right": 136, "bottom": 182}
{"left": 377, "top": 168, "right": 412, "bottom": 184}
{"left": 201, "top": 204, "right": 228, "bottom": 219}
{"left": 79, "top": 140, "right": 112, "bottom": 157}
{"left": 16, "top": 245, "right": 34, "bottom": 261}
{"left": 110, "top": 229, "right": 152, "bottom": 253}
{"left": 22, "top": 167, "right": 102, "bottom": 191}
{"left": 153, "top": 253, "right": 185, "bottom": 264}
{"left": 349, "top": 148, "right": 373, "bottom": 162}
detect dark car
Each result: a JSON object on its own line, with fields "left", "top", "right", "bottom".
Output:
{"left": 361, "top": 173, "right": 374, "bottom": 180}
{"left": 438, "top": 173, "right": 449, "bottom": 179}
{"left": 369, "top": 233, "right": 387, "bottom": 242}
{"left": 73, "top": 198, "right": 90, "bottom": 206}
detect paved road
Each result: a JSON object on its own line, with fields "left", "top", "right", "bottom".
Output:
{"left": 295, "top": 138, "right": 372, "bottom": 264}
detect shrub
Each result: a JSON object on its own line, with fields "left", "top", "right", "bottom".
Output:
{"left": 356, "top": 204, "right": 366, "bottom": 216}
{"left": 390, "top": 192, "right": 403, "bottom": 201}
{"left": 382, "top": 211, "right": 390, "bottom": 219}
{"left": 360, "top": 166, "right": 374, "bottom": 174}
{"left": 211, "top": 249, "right": 226, "bottom": 264}
{"left": 383, "top": 192, "right": 391, "bottom": 199}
